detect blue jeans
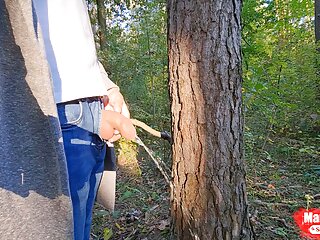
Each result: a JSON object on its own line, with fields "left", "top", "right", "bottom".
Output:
{"left": 57, "top": 98, "right": 106, "bottom": 240}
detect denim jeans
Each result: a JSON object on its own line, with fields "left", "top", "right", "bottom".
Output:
{"left": 57, "top": 98, "right": 106, "bottom": 240}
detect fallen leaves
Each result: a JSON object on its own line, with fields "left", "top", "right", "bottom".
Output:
{"left": 157, "top": 219, "right": 170, "bottom": 231}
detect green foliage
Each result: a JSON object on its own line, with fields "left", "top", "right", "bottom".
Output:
{"left": 242, "top": 0, "right": 320, "bottom": 154}
{"left": 91, "top": 0, "right": 319, "bottom": 141}
{"left": 116, "top": 138, "right": 142, "bottom": 176}
{"left": 88, "top": 1, "right": 320, "bottom": 239}
{"left": 97, "top": 0, "right": 169, "bottom": 128}
{"left": 103, "top": 227, "right": 113, "bottom": 240}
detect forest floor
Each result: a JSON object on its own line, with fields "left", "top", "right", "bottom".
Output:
{"left": 91, "top": 134, "right": 320, "bottom": 240}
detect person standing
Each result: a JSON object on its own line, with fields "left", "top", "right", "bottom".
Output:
{"left": 32, "top": 1, "right": 133, "bottom": 239}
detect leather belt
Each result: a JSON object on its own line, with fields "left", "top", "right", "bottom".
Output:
{"left": 58, "top": 96, "right": 102, "bottom": 105}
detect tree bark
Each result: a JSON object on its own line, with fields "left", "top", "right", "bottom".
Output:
{"left": 97, "top": 0, "right": 107, "bottom": 50}
{"left": 168, "top": 0, "right": 254, "bottom": 239}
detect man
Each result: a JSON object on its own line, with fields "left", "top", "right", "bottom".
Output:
{"left": 32, "top": 1, "right": 134, "bottom": 239}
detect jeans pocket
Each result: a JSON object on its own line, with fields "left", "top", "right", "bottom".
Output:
{"left": 57, "top": 101, "right": 83, "bottom": 129}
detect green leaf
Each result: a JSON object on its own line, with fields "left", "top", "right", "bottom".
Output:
{"left": 119, "top": 190, "right": 133, "bottom": 201}
{"left": 103, "top": 227, "right": 113, "bottom": 240}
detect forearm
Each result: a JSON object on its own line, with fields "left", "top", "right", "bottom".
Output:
{"left": 98, "top": 61, "right": 119, "bottom": 91}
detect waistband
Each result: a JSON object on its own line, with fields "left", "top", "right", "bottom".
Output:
{"left": 57, "top": 96, "right": 102, "bottom": 105}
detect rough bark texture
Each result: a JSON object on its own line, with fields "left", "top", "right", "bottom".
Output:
{"left": 168, "top": 1, "right": 254, "bottom": 239}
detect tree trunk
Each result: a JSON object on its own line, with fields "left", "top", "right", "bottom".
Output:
{"left": 97, "top": 0, "right": 107, "bottom": 50}
{"left": 168, "top": 0, "right": 254, "bottom": 239}
{"left": 316, "top": 0, "right": 320, "bottom": 41}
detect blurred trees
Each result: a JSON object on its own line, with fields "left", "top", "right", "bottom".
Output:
{"left": 88, "top": 0, "right": 169, "bottom": 126}
{"left": 87, "top": 0, "right": 320, "bottom": 236}
{"left": 242, "top": 0, "right": 319, "bottom": 143}
{"left": 88, "top": 0, "right": 319, "bottom": 139}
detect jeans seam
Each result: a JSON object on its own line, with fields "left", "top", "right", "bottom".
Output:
{"left": 97, "top": 100, "right": 103, "bottom": 137}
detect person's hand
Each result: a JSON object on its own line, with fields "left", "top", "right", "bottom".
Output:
{"left": 102, "top": 88, "right": 133, "bottom": 142}
{"left": 103, "top": 88, "right": 125, "bottom": 114}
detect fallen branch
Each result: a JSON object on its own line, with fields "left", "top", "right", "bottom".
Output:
{"left": 251, "top": 200, "right": 291, "bottom": 207}
{"left": 269, "top": 216, "right": 294, "bottom": 229}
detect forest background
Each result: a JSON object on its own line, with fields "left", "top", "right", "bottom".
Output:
{"left": 87, "top": 0, "right": 320, "bottom": 239}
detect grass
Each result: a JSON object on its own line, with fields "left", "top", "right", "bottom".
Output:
{"left": 246, "top": 134, "right": 320, "bottom": 239}
{"left": 91, "top": 133, "right": 320, "bottom": 240}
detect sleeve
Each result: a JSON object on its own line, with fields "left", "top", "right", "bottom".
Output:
{"left": 98, "top": 61, "right": 119, "bottom": 92}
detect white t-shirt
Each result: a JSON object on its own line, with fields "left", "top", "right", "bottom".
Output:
{"left": 33, "top": 0, "right": 115, "bottom": 103}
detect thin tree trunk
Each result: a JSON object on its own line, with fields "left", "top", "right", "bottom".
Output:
{"left": 97, "top": 0, "right": 107, "bottom": 50}
{"left": 168, "top": 0, "right": 254, "bottom": 239}
{"left": 316, "top": 0, "right": 320, "bottom": 41}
